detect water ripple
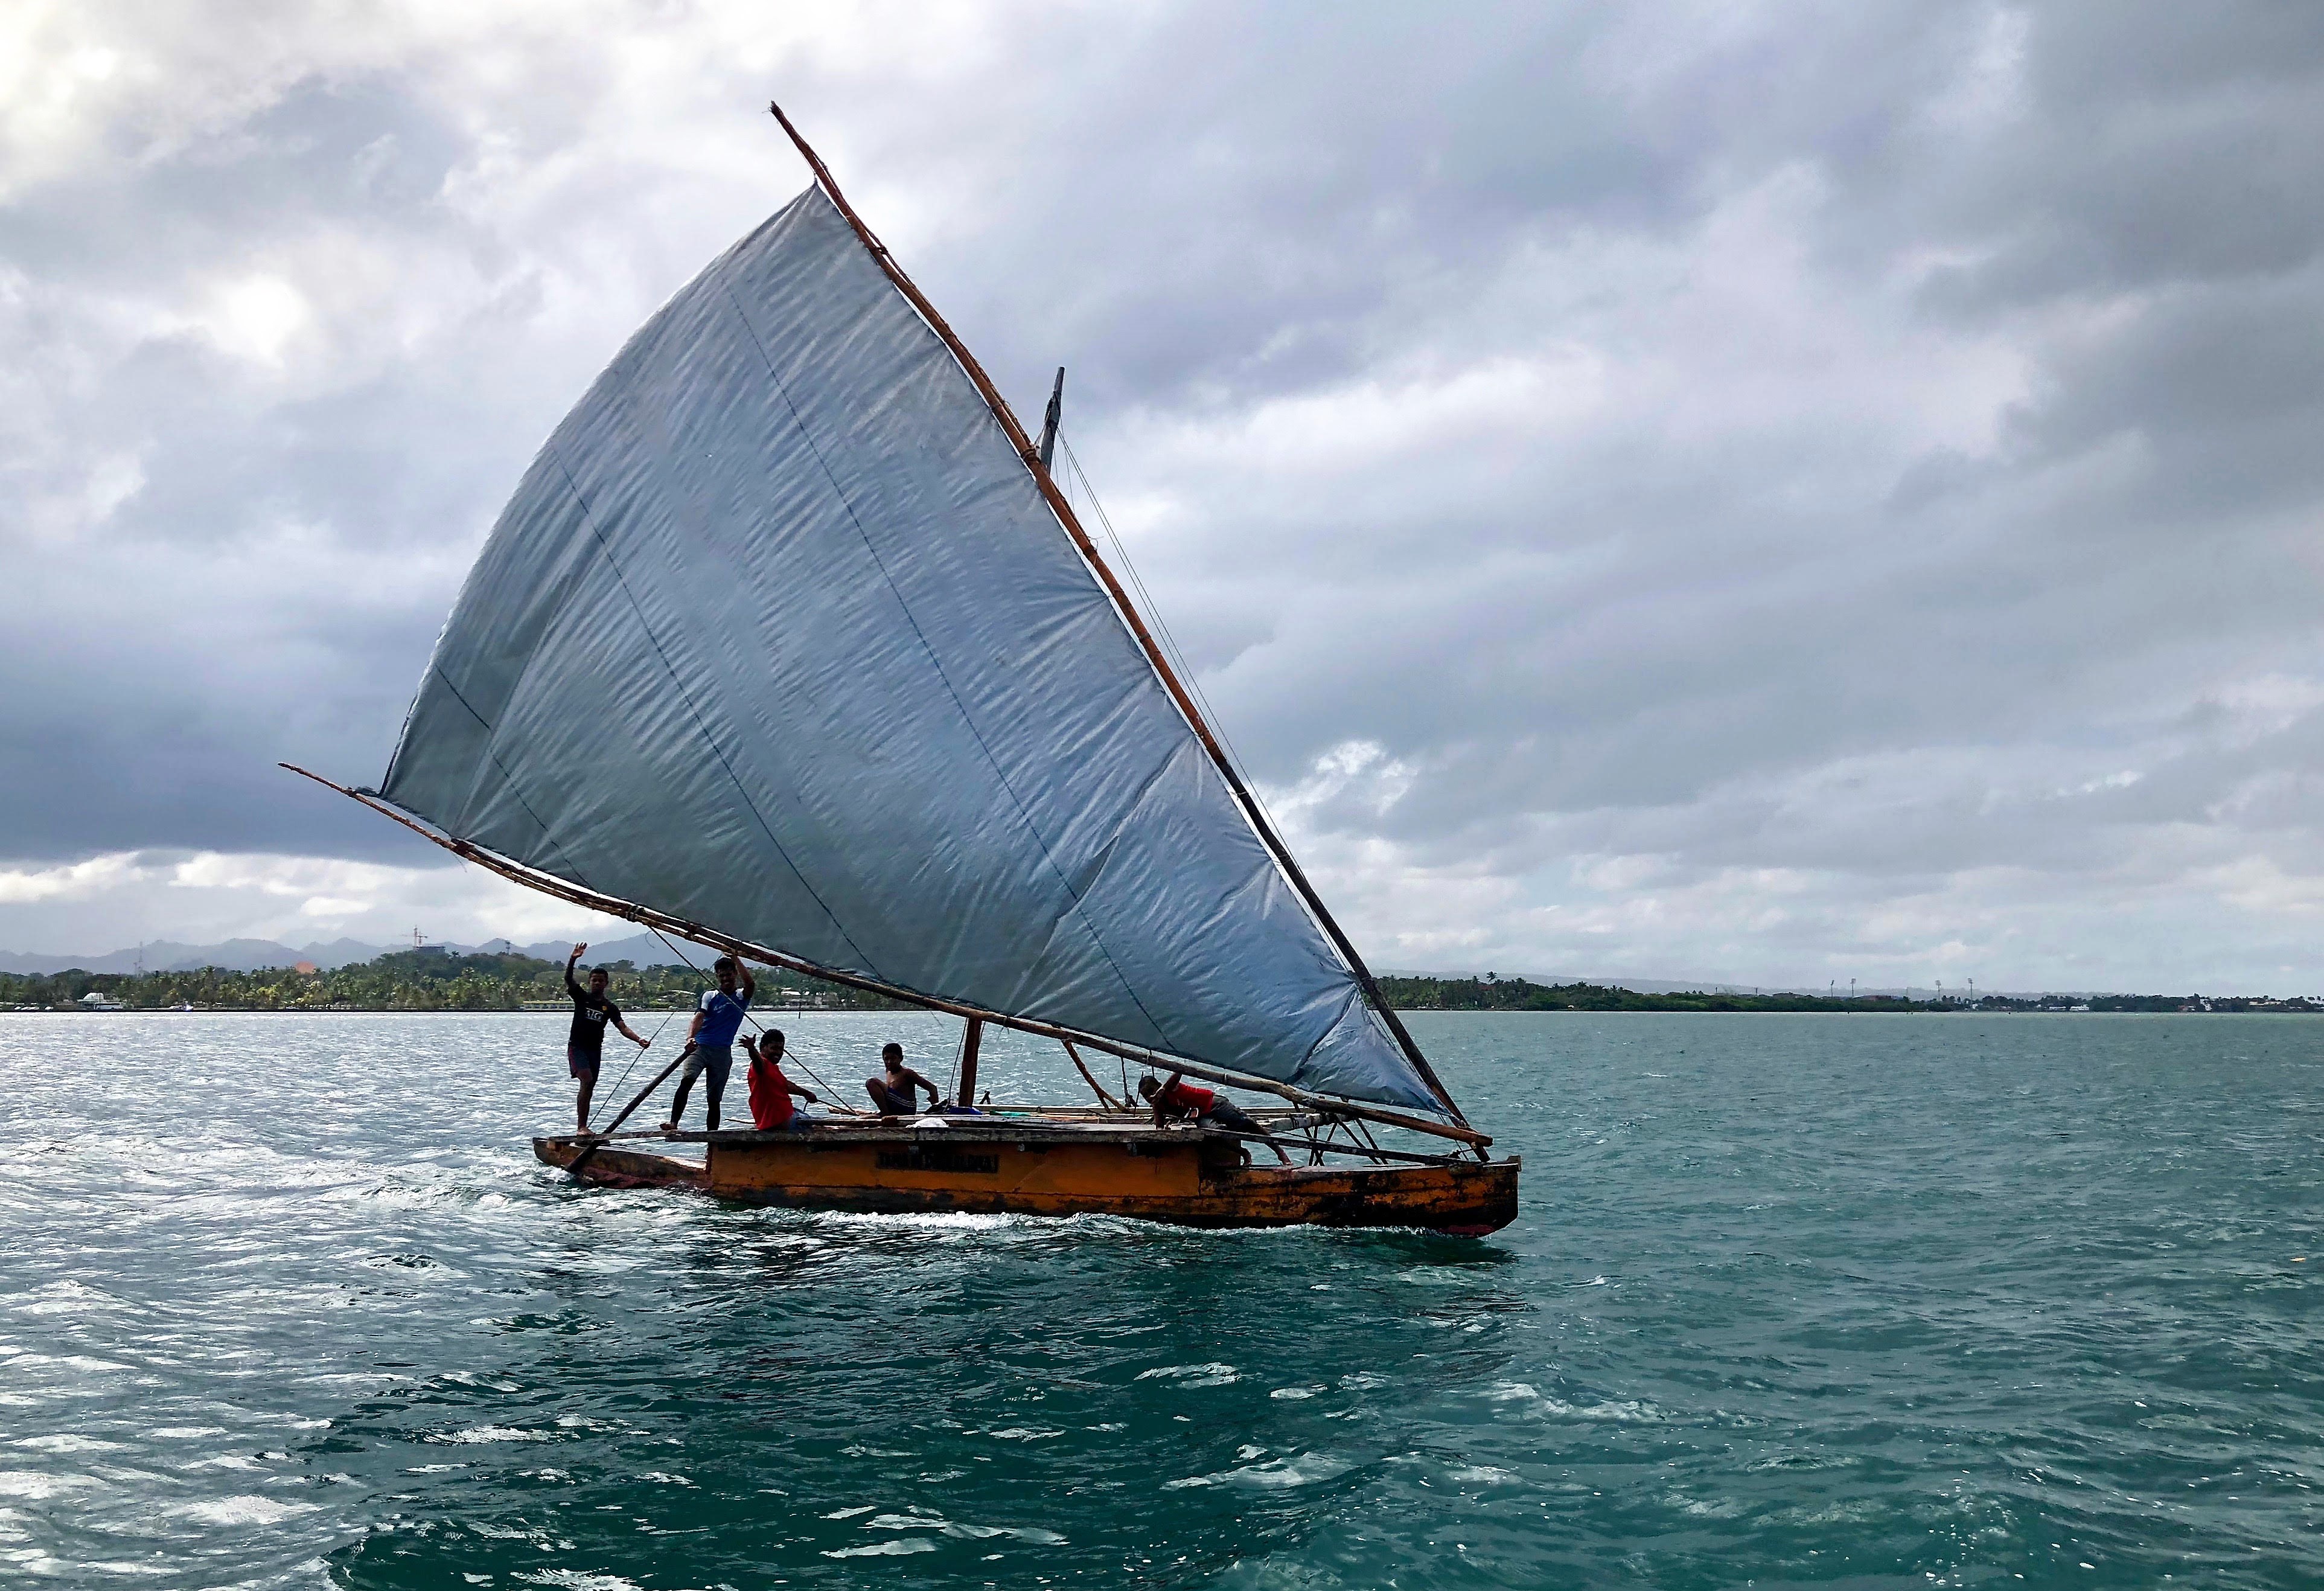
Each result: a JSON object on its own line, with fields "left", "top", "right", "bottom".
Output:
{"left": 1, "top": 1010, "right": 2319, "bottom": 1587}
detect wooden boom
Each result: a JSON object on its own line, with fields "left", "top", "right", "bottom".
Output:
{"left": 764, "top": 101, "right": 1469, "bottom": 1130}
{"left": 279, "top": 764, "right": 1490, "bottom": 1152}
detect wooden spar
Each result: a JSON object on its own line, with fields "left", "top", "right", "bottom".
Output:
{"left": 956, "top": 1016, "right": 983, "bottom": 1107}
{"left": 764, "top": 101, "right": 1469, "bottom": 1130}
{"left": 570, "top": 1045, "right": 692, "bottom": 1174}
{"left": 1061, "top": 1037, "right": 1125, "bottom": 1109}
{"left": 279, "top": 764, "right": 1490, "bottom": 1151}
{"left": 1038, "top": 366, "right": 1064, "bottom": 469}
{"left": 1203, "top": 1127, "right": 1454, "bottom": 1168}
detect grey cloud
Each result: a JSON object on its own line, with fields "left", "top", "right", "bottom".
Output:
{"left": 4, "top": 1, "right": 2323, "bottom": 987}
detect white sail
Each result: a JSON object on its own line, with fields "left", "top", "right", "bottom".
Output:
{"left": 381, "top": 187, "right": 1438, "bottom": 1113}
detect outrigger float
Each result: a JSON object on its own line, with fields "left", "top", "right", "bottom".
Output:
{"left": 290, "top": 104, "right": 1518, "bottom": 1235}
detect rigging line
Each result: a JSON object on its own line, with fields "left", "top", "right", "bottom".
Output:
{"left": 942, "top": 1020, "right": 965, "bottom": 1101}
{"left": 1056, "top": 437, "right": 1428, "bottom": 1082}
{"left": 1058, "top": 438, "right": 1316, "bottom": 952}
{"left": 1058, "top": 440, "right": 1215, "bottom": 751}
{"left": 590, "top": 1004, "right": 684, "bottom": 1129}
{"left": 1059, "top": 438, "right": 1224, "bottom": 762}
{"left": 642, "top": 921, "right": 860, "bottom": 1112}
{"left": 713, "top": 280, "right": 1181, "bottom": 1058}
{"left": 1055, "top": 438, "right": 1292, "bottom": 846}
{"left": 1059, "top": 440, "right": 1215, "bottom": 745}
{"left": 1047, "top": 456, "right": 1267, "bottom": 861}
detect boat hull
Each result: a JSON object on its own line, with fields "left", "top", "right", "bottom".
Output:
{"left": 534, "top": 1126, "right": 1518, "bottom": 1234}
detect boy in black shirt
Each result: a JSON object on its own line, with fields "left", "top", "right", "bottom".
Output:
{"left": 566, "top": 943, "right": 651, "bottom": 1132}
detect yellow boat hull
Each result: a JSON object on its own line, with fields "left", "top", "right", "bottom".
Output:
{"left": 534, "top": 1124, "right": 1518, "bottom": 1234}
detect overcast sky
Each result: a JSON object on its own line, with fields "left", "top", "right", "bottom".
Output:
{"left": 4, "top": 1, "right": 2322, "bottom": 991}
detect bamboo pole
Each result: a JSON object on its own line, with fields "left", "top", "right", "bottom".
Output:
{"left": 568, "top": 1046, "right": 692, "bottom": 1175}
{"left": 278, "top": 764, "right": 1490, "bottom": 1151}
{"left": 764, "top": 101, "right": 1469, "bottom": 1130}
{"left": 1059, "top": 1037, "right": 1125, "bottom": 1110}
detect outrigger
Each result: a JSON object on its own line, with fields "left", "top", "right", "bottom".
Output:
{"left": 287, "top": 104, "right": 1518, "bottom": 1235}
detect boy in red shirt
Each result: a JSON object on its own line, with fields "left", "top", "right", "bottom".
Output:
{"left": 742, "top": 1030, "right": 819, "bottom": 1132}
{"left": 1138, "top": 1072, "right": 1291, "bottom": 1163}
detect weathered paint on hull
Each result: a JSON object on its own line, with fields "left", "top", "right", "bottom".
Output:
{"left": 534, "top": 1131, "right": 1518, "bottom": 1234}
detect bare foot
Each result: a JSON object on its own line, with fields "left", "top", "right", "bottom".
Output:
{"left": 659, "top": 1121, "right": 677, "bottom": 1134}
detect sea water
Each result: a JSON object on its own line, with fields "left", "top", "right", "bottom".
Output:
{"left": 1, "top": 1010, "right": 2316, "bottom": 1588}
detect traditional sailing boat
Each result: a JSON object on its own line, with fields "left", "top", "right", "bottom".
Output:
{"left": 289, "top": 105, "right": 1517, "bottom": 1234}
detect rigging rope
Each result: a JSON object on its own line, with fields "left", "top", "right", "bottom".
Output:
{"left": 589, "top": 1004, "right": 683, "bottom": 1129}
{"left": 943, "top": 1019, "right": 965, "bottom": 1103}
{"left": 640, "top": 922, "right": 861, "bottom": 1113}
{"left": 1055, "top": 436, "right": 1301, "bottom": 870}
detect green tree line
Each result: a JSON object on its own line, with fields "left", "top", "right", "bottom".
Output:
{"left": 1373, "top": 975, "right": 2319, "bottom": 1014}
{"left": 5, "top": 956, "right": 2311, "bottom": 1017}
{"left": 0, "top": 948, "right": 910, "bottom": 1013}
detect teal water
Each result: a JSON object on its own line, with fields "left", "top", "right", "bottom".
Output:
{"left": 1, "top": 1011, "right": 2317, "bottom": 1587}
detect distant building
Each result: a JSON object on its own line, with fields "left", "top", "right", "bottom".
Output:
{"left": 294, "top": 961, "right": 319, "bottom": 976}
{"left": 78, "top": 990, "right": 124, "bottom": 1011}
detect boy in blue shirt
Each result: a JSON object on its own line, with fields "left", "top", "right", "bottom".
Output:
{"left": 662, "top": 955, "right": 756, "bottom": 1132}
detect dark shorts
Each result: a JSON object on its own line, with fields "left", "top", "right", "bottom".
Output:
{"left": 1202, "top": 1100, "right": 1263, "bottom": 1136}
{"left": 568, "top": 1043, "right": 601, "bottom": 1079}
{"left": 869, "top": 1081, "right": 916, "bottom": 1115}
{"left": 683, "top": 1045, "right": 733, "bottom": 1095}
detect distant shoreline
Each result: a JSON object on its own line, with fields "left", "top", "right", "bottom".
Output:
{"left": 4, "top": 1002, "right": 2308, "bottom": 1018}
{"left": 2, "top": 955, "right": 2303, "bottom": 1017}
{"left": 1373, "top": 976, "right": 2303, "bottom": 1016}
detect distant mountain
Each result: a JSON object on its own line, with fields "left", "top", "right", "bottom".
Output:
{"left": 0, "top": 938, "right": 326, "bottom": 975}
{"left": 296, "top": 938, "right": 397, "bottom": 968}
{"left": 508, "top": 933, "right": 701, "bottom": 970}
{"left": 0, "top": 929, "right": 701, "bottom": 976}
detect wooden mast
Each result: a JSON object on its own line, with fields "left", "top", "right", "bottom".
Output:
{"left": 764, "top": 101, "right": 1469, "bottom": 1127}
{"left": 956, "top": 1016, "right": 983, "bottom": 1108}
{"left": 279, "top": 764, "right": 1489, "bottom": 1151}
